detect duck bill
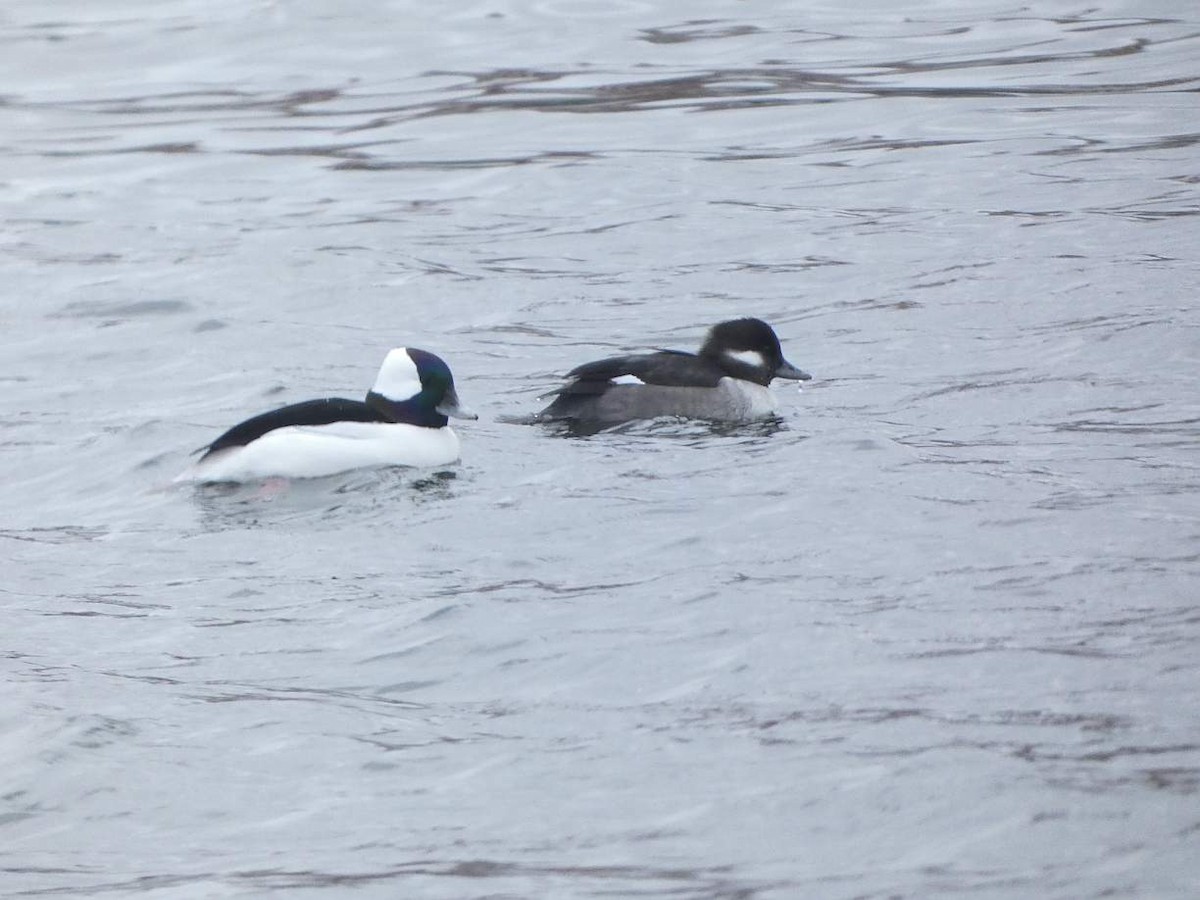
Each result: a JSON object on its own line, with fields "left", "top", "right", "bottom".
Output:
{"left": 436, "top": 386, "right": 478, "bottom": 421}
{"left": 775, "top": 359, "right": 812, "bottom": 381}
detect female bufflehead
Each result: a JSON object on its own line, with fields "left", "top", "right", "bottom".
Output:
{"left": 176, "top": 347, "right": 476, "bottom": 483}
{"left": 536, "top": 318, "right": 810, "bottom": 428}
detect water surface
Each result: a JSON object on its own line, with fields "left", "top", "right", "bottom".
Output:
{"left": 2, "top": 0, "right": 1198, "bottom": 897}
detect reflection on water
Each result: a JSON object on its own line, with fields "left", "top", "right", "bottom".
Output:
{"left": 2, "top": 0, "right": 1198, "bottom": 897}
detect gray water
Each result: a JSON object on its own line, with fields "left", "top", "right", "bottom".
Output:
{"left": 3, "top": 0, "right": 1199, "bottom": 897}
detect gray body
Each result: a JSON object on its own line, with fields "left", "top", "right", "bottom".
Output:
{"left": 547, "top": 378, "right": 777, "bottom": 424}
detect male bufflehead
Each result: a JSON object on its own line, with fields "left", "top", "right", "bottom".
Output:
{"left": 536, "top": 318, "right": 810, "bottom": 428}
{"left": 176, "top": 347, "right": 476, "bottom": 483}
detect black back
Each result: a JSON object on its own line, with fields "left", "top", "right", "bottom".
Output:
{"left": 199, "top": 397, "right": 385, "bottom": 459}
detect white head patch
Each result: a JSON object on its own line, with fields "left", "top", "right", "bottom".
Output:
{"left": 371, "top": 348, "right": 422, "bottom": 401}
{"left": 611, "top": 374, "right": 646, "bottom": 386}
{"left": 726, "top": 349, "right": 766, "bottom": 369}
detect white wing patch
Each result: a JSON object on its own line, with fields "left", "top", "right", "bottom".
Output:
{"left": 611, "top": 374, "right": 646, "bottom": 385}
{"left": 725, "top": 349, "right": 766, "bottom": 369}
{"left": 371, "top": 348, "right": 422, "bottom": 401}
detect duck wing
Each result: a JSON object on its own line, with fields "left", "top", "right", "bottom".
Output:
{"left": 554, "top": 350, "right": 725, "bottom": 395}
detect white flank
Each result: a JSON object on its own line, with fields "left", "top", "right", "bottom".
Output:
{"left": 371, "top": 348, "right": 422, "bottom": 401}
{"left": 611, "top": 374, "right": 646, "bottom": 385}
{"left": 175, "top": 422, "right": 461, "bottom": 483}
{"left": 725, "top": 349, "right": 766, "bottom": 369}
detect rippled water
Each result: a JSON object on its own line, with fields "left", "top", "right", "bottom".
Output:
{"left": 3, "top": 0, "right": 1199, "bottom": 897}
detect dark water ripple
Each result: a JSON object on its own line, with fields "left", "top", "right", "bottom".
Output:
{"left": 2, "top": 0, "right": 1199, "bottom": 898}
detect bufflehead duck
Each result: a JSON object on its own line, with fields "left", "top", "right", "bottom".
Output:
{"left": 176, "top": 347, "right": 476, "bottom": 483}
{"left": 536, "top": 318, "right": 810, "bottom": 428}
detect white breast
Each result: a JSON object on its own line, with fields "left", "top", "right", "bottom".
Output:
{"left": 716, "top": 378, "right": 778, "bottom": 419}
{"left": 176, "top": 422, "right": 461, "bottom": 483}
